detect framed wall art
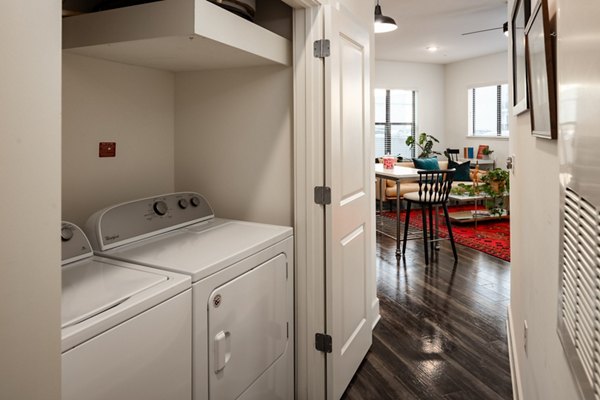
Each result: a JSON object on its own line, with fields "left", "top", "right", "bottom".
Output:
{"left": 525, "top": 0, "right": 557, "bottom": 139}
{"left": 511, "top": 0, "right": 530, "bottom": 115}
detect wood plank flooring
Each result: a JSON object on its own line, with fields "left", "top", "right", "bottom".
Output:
{"left": 341, "top": 232, "right": 513, "bottom": 400}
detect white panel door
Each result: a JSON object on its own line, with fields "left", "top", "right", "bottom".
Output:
{"left": 324, "top": 3, "right": 373, "bottom": 399}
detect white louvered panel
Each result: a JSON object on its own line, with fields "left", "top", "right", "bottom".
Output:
{"left": 560, "top": 188, "right": 600, "bottom": 400}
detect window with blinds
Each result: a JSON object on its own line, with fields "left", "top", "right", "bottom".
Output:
{"left": 558, "top": 187, "right": 600, "bottom": 400}
{"left": 374, "top": 89, "right": 416, "bottom": 158}
{"left": 467, "top": 84, "right": 509, "bottom": 137}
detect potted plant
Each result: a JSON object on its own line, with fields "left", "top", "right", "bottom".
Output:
{"left": 482, "top": 147, "right": 494, "bottom": 160}
{"left": 481, "top": 168, "right": 510, "bottom": 217}
{"left": 405, "top": 133, "right": 441, "bottom": 158}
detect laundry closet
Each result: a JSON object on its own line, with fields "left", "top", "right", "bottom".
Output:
{"left": 59, "top": 1, "right": 376, "bottom": 399}
{"left": 62, "top": 0, "right": 294, "bottom": 228}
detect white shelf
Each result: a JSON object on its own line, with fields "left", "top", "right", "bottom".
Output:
{"left": 62, "top": 0, "right": 292, "bottom": 71}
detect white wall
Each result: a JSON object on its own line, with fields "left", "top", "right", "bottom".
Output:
{"left": 374, "top": 61, "right": 445, "bottom": 154}
{"left": 0, "top": 2, "right": 61, "bottom": 399}
{"left": 507, "top": 0, "right": 580, "bottom": 398}
{"left": 62, "top": 54, "right": 175, "bottom": 226}
{"left": 174, "top": 65, "right": 293, "bottom": 226}
{"left": 445, "top": 52, "right": 509, "bottom": 166}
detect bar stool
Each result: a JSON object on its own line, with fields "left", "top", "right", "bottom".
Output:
{"left": 402, "top": 169, "right": 458, "bottom": 265}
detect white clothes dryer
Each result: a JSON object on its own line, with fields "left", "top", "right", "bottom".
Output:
{"left": 84, "top": 192, "right": 294, "bottom": 400}
{"left": 60, "top": 221, "right": 192, "bottom": 400}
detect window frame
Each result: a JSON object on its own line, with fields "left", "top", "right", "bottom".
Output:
{"left": 374, "top": 88, "right": 417, "bottom": 158}
{"left": 467, "top": 82, "right": 510, "bottom": 138}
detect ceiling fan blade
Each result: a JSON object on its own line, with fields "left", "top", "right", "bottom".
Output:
{"left": 462, "top": 26, "right": 502, "bottom": 36}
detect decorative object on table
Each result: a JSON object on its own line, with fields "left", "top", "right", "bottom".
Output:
{"left": 525, "top": 0, "right": 557, "bottom": 139}
{"left": 463, "top": 146, "right": 475, "bottom": 159}
{"left": 405, "top": 133, "right": 441, "bottom": 158}
{"left": 481, "top": 168, "right": 510, "bottom": 217}
{"left": 511, "top": 0, "right": 531, "bottom": 115}
{"left": 476, "top": 145, "right": 489, "bottom": 159}
{"left": 481, "top": 147, "right": 494, "bottom": 160}
{"left": 469, "top": 164, "right": 481, "bottom": 189}
{"left": 208, "top": 0, "right": 256, "bottom": 21}
{"left": 448, "top": 159, "right": 471, "bottom": 181}
{"left": 451, "top": 182, "right": 479, "bottom": 196}
{"left": 382, "top": 154, "right": 395, "bottom": 169}
{"left": 381, "top": 207, "right": 510, "bottom": 262}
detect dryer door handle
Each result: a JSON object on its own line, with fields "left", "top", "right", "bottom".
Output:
{"left": 214, "top": 330, "right": 231, "bottom": 373}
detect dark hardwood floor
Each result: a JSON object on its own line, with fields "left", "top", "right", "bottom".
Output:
{"left": 342, "top": 232, "right": 513, "bottom": 400}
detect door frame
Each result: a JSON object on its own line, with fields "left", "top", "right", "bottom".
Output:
{"left": 292, "top": 4, "right": 327, "bottom": 399}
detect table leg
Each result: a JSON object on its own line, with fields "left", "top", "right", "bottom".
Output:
{"left": 378, "top": 178, "right": 383, "bottom": 220}
{"left": 396, "top": 179, "right": 401, "bottom": 258}
{"left": 435, "top": 204, "right": 440, "bottom": 250}
{"left": 474, "top": 198, "right": 479, "bottom": 231}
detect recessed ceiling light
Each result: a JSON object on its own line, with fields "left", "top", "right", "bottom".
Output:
{"left": 426, "top": 46, "right": 438, "bottom": 52}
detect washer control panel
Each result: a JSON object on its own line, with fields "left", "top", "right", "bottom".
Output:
{"left": 86, "top": 192, "right": 214, "bottom": 250}
{"left": 61, "top": 221, "right": 93, "bottom": 264}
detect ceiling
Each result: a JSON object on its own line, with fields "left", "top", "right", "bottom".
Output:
{"left": 374, "top": 0, "right": 510, "bottom": 64}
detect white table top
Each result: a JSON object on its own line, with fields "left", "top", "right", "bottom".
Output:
{"left": 374, "top": 163, "right": 420, "bottom": 180}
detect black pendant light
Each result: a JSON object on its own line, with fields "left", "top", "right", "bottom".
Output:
{"left": 374, "top": 0, "right": 397, "bottom": 34}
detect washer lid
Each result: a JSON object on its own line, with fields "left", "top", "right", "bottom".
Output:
{"left": 61, "top": 258, "right": 167, "bottom": 329}
{"left": 103, "top": 219, "right": 293, "bottom": 282}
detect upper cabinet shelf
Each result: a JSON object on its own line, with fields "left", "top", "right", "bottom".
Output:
{"left": 63, "top": 0, "right": 292, "bottom": 71}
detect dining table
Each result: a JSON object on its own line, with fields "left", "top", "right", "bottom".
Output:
{"left": 375, "top": 163, "right": 420, "bottom": 258}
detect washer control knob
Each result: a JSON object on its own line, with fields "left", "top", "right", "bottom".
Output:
{"left": 190, "top": 196, "right": 200, "bottom": 207}
{"left": 153, "top": 201, "right": 168, "bottom": 216}
{"left": 178, "top": 199, "right": 189, "bottom": 209}
{"left": 61, "top": 226, "right": 74, "bottom": 242}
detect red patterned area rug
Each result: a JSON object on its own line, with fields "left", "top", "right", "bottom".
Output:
{"left": 382, "top": 205, "right": 511, "bottom": 262}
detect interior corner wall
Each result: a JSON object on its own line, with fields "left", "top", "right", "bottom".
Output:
{"left": 507, "top": 0, "right": 579, "bottom": 398}
{"left": 444, "top": 52, "right": 509, "bottom": 165}
{"left": 174, "top": 65, "right": 293, "bottom": 226}
{"left": 0, "top": 2, "right": 61, "bottom": 399}
{"left": 374, "top": 60, "right": 445, "bottom": 153}
{"left": 62, "top": 54, "right": 176, "bottom": 226}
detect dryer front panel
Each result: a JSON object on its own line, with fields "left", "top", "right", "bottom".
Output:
{"left": 208, "top": 253, "right": 288, "bottom": 400}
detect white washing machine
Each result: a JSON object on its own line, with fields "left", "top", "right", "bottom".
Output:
{"left": 60, "top": 221, "right": 192, "bottom": 400}
{"left": 84, "top": 192, "right": 294, "bottom": 400}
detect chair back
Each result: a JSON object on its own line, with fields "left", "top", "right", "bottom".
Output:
{"left": 416, "top": 169, "right": 455, "bottom": 204}
{"left": 446, "top": 148, "right": 460, "bottom": 162}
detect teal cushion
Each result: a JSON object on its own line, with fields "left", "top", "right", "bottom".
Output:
{"left": 449, "top": 159, "right": 471, "bottom": 181}
{"left": 412, "top": 157, "right": 440, "bottom": 171}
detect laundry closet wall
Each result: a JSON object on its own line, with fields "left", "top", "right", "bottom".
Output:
{"left": 62, "top": 54, "right": 176, "bottom": 226}
{"left": 62, "top": 60, "right": 293, "bottom": 228}
{"left": 174, "top": 65, "right": 294, "bottom": 227}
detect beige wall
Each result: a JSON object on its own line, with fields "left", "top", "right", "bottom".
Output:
{"left": 174, "top": 66, "right": 293, "bottom": 226}
{"left": 0, "top": 1, "right": 61, "bottom": 399}
{"left": 62, "top": 54, "right": 175, "bottom": 226}
{"left": 507, "top": 0, "right": 580, "bottom": 398}
{"left": 374, "top": 60, "right": 445, "bottom": 152}
{"left": 445, "top": 51, "right": 509, "bottom": 165}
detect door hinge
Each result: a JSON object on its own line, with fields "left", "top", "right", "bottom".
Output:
{"left": 313, "top": 39, "right": 330, "bottom": 58}
{"left": 314, "top": 186, "right": 331, "bottom": 205}
{"left": 315, "top": 333, "right": 332, "bottom": 353}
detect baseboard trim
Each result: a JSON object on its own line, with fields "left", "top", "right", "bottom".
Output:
{"left": 371, "top": 297, "right": 381, "bottom": 329}
{"left": 507, "top": 306, "right": 523, "bottom": 400}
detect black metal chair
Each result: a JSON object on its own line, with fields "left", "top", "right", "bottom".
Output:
{"left": 402, "top": 169, "right": 458, "bottom": 265}
{"left": 446, "top": 148, "right": 460, "bottom": 162}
